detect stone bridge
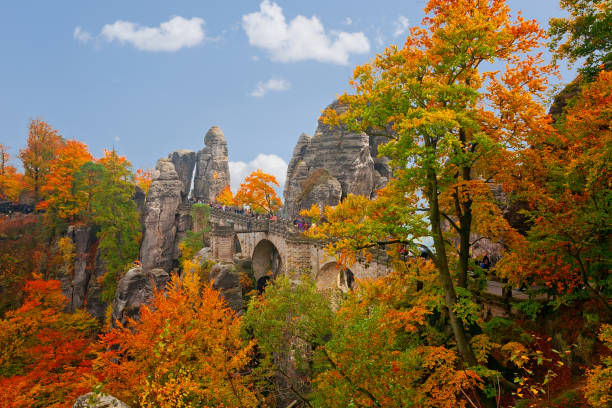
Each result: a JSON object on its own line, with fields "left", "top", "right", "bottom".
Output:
{"left": 208, "top": 207, "right": 392, "bottom": 290}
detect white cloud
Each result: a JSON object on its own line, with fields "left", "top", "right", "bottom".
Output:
{"left": 344, "top": 17, "right": 352, "bottom": 25}
{"left": 229, "top": 154, "right": 288, "bottom": 196}
{"left": 394, "top": 15, "right": 410, "bottom": 38}
{"left": 73, "top": 26, "right": 92, "bottom": 44}
{"left": 114, "top": 135, "right": 120, "bottom": 142}
{"left": 250, "top": 78, "right": 290, "bottom": 97}
{"left": 99, "top": 16, "right": 205, "bottom": 52}
{"left": 242, "top": 0, "right": 370, "bottom": 65}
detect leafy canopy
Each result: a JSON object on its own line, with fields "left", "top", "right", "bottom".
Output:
{"left": 96, "top": 270, "right": 259, "bottom": 408}
{"left": 235, "top": 170, "right": 282, "bottom": 214}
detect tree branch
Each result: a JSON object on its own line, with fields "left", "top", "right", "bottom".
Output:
{"left": 322, "top": 348, "right": 380, "bottom": 408}
{"left": 441, "top": 212, "right": 461, "bottom": 234}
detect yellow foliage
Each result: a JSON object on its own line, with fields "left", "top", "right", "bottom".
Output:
{"left": 216, "top": 185, "right": 234, "bottom": 206}
{"left": 299, "top": 203, "right": 321, "bottom": 223}
{"left": 585, "top": 324, "right": 612, "bottom": 407}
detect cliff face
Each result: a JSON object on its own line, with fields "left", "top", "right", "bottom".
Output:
{"left": 283, "top": 101, "right": 390, "bottom": 217}
{"left": 138, "top": 127, "right": 230, "bottom": 274}
{"left": 168, "top": 149, "right": 196, "bottom": 198}
{"left": 193, "top": 126, "right": 230, "bottom": 203}
{"left": 140, "top": 159, "right": 184, "bottom": 272}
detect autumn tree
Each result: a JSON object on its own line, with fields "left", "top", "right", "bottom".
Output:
{"left": 73, "top": 161, "right": 105, "bottom": 222}
{"left": 93, "top": 150, "right": 141, "bottom": 302}
{"left": 235, "top": 170, "right": 282, "bottom": 214}
{"left": 549, "top": 0, "right": 612, "bottom": 78}
{"left": 497, "top": 69, "right": 612, "bottom": 314}
{"left": 312, "top": 0, "right": 554, "bottom": 371}
{"left": 216, "top": 185, "right": 235, "bottom": 206}
{"left": 585, "top": 324, "right": 612, "bottom": 407}
{"left": 96, "top": 270, "right": 258, "bottom": 408}
{"left": 0, "top": 279, "right": 98, "bottom": 408}
{"left": 311, "top": 263, "right": 485, "bottom": 408}
{"left": 134, "top": 168, "right": 153, "bottom": 196}
{"left": 0, "top": 144, "right": 23, "bottom": 201}
{"left": 19, "top": 119, "right": 64, "bottom": 203}
{"left": 243, "top": 276, "right": 334, "bottom": 406}
{"left": 39, "top": 140, "right": 92, "bottom": 228}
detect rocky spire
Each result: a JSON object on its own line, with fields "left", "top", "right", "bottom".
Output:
{"left": 139, "top": 158, "right": 183, "bottom": 272}
{"left": 283, "top": 101, "right": 390, "bottom": 217}
{"left": 193, "top": 126, "right": 230, "bottom": 203}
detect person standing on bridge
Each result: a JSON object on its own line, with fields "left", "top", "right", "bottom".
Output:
{"left": 480, "top": 255, "right": 491, "bottom": 270}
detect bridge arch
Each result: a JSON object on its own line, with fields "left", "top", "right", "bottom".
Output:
{"left": 316, "top": 262, "right": 354, "bottom": 292}
{"left": 252, "top": 239, "right": 283, "bottom": 281}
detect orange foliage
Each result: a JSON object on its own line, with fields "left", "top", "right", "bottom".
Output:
{"left": 135, "top": 168, "right": 153, "bottom": 195}
{"left": 585, "top": 324, "right": 612, "bottom": 407}
{"left": 496, "top": 70, "right": 612, "bottom": 299}
{"left": 315, "top": 265, "right": 483, "bottom": 408}
{"left": 0, "top": 279, "right": 98, "bottom": 408}
{"left": 19, "top": 119, "right": 64, "bottom": 202}
{"left": 39, "top": 140, "right": 92, "bottom": 223}
{"left": 0, "top": 144, "right": 23, "bottom": 201}
{"left": 95, "top": 270, "right": 258, "bottom": 407}
{"left": 216, "top": 185, "right": 235, "bottom": 206}
{"left": 234, "top": 170, "right": 282, "bottom": 214}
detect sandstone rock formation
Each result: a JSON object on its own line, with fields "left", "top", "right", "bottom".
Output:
{"left": 284, "top": 101, "right": 390, "bottom": 217}
{"left": 193, "top": 126, "right": 230, "bottom": 203}
{"left": 73, "top": 393, "right": 130, "bottom": 408}
{"left": 62, "top": 226, "right": 94, "bottom": 312}
{"left": 111, "top": 266, "right": 169, "bottom": 327}
{"left": 168, "top": 149, "right": 196, "bottom": 197}
{"left": 56, "top": 226, "right": 107, "bottom": 322}
{"left": 84, "top": 251, "right": 107, "bottom": 322}
{"left": 140, "top": 159, "right": 184, "bottom": 272}
{"left": 209, "top": 263, "right": 243, "bottom": 313}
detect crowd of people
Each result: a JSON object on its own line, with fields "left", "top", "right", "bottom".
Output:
{"left": 193, "top": 199, "right": 311, "bottom": 232}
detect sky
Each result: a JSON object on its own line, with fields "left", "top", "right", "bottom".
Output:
{"left": 0, "top": 0, "right": 575, "bottom": 193}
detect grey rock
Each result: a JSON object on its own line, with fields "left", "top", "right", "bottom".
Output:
{"left": 73, "top": 392, "right": 130, "bottom": 408}
{"left": 150, "top": 268, "right": 170, "bottom": 291}
{"left": 284, "top": 101, "right": 390, "bottom": 217}
{"left": 209, "top": 263, "right": 243, "bottom": 312}
{"left": 111, "top": 267, "right": 154, "bottom": 327}
{"left": 168, "top": 149, "right": 196, "bottom": 198}
{"left": 140, "top": 159, "right": 184, "bottom": 272}
{"left": 298, "top": 171, "right": 342, "bottom": 213}
{"left": 85, "top": 251, "right": 107, "bottom": 322}
{"left": 195, "top": 247, "right": 212, "bottom": 263}
{"left": 132, "top": 184, "right": 146, "bottom": 233}
{"left": 233, "top": 253, "right": 252, "bottom": 270}
{"left": 173, "top": 205, "right": 194, "bottom": 263}
{"left": 193, "top": 126, "right": 230, "bottom": 203}
{"left": 61, "top": 226, "right": 94, "bottom": 312}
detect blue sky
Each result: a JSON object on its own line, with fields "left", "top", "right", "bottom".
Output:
{"left": 0, "top": 0, "right": 574, "bottom": 192}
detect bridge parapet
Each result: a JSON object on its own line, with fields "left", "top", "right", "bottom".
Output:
{"left": 208, "top": 206, "right": 312, "bottom": 238}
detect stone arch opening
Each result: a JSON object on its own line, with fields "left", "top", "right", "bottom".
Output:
{"left": 316, "top": 262, "right": 354, "bottom": 292}
{"left": 252, "top": 239, "right": 282, "bottom": 281}
{"left": 339, "top": 268, "right": 355, "bottom": 291}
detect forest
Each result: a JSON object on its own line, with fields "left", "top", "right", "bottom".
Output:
{"left": 0, "top": 0, "right": 610, "bottom": 407}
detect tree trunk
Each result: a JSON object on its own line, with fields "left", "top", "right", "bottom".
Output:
{"left": 427, "top": 168, "right": 478, "bottom": 367}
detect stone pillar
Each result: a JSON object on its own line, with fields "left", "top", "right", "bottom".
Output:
{"left": 211, "top": 225, "right": 235, "bottom": 262}
{"left": 285, "top": 238, "right": 313, "bottom": 277}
